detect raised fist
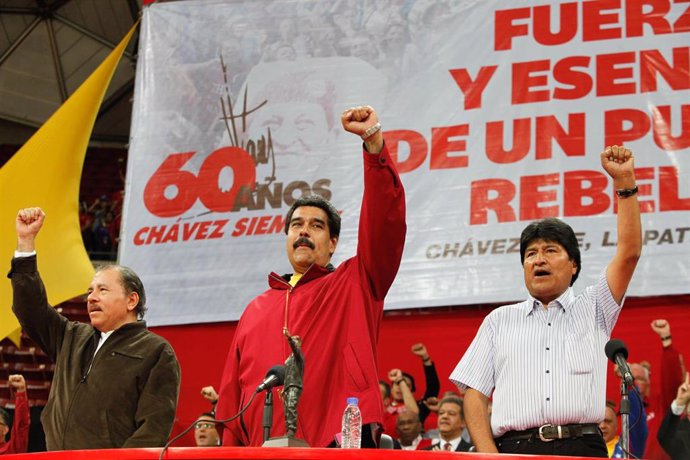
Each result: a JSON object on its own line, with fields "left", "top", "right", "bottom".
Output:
{"left": 411, "top": 343, "right": 429, "bottom": 360}
{"left": 650, "top": 319, "right": 671, "bottom": 338}
{"left": 8, "top": 374, "right": 26, "bottom": 393}
{"left": 388, "top": 368, "right": 403, "bottom": 383}
{"left": 600, "top": 145, "right": 635, "bottom": 182}
{"left": 200, "top": 386, "right": 218, "bottom": 403}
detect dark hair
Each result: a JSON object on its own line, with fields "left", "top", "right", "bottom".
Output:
{"left": 284, "top": 195, "right": 341, "bottom": 238}
{"left": 96, "top": 264, "right": 147, "bottom": 319}
{"left": 401, "top": 372, "right": 416, "bottom": 393}
{"left": 439, "top": 394, "right": 464, "bottom": 417}
{"left": 519, "top": 218, "right": 581, "bottom": 286}
{"left": 0, "top": 407, "right": 8, "bottom": 426}
{"left": 198, "top": 411, "right": 216, "bottom": 419}
{"left": 379, "top": 380, "right": 391, "bottom": 399}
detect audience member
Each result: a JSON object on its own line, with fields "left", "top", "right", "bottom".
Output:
{"left": 194, "top": 412, "right": 220, "bottom": 447}
{"left": 201, "top": 385, "right": 219, "bottom": 411}
{"left": 382, "top": 343, "right": 440, "bottom": 436}
{"left": 431, "top": 392, "right": 482, "bottom": 450}
{"left": 384, "top": 368, "right": 419, "bottom": 436}
{"left": 0, "top": 375, "right": 29, "bottom": 455}
{"left": 600, "top": 397, "right": 648, "bottom": 458}
{"left": 396, "top": 410, "right": 430, "bottom": 450}
{"left": 10, "top": 207, "right": 181, "bottom": 450}
{"left": 424, "top": 395, "right": 472, "bottom": 452}
{"left": 658, "top": 372, "right": 690, "bottom": 459}
{"left": 636, "top": 319, "right": 684, "bottom": 460}
{"left": 79, "top": 191, "right": 124, "bottom": 259}
{"left": 600, "top": 401, "right": 619, "bottom": 456}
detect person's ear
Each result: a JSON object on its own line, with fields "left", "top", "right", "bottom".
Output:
{"left": 329, "top": 236, "right": 338, "bottom": 256}
{"left": 127, "top": 292, "right": 139, "bottom": 313}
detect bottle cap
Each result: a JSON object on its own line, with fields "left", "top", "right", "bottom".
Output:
{"left": 346, "top": 397, "right": 359, "bottom": 405}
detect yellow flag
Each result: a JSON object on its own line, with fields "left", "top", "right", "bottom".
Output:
{"left": 0, "top": 24, "right": 139, "bottom": 343}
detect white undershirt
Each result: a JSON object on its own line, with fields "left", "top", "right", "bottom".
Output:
{"left": 95, "top": 330, "right": 114, "bottom": 355}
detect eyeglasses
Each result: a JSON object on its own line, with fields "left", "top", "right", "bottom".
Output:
{"left": 194, "top": 422, "right": 216, "bottom": 430}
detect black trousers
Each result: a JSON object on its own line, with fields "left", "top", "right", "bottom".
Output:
{"left": 496, "top": 433, "right": 608, "bottom": 457}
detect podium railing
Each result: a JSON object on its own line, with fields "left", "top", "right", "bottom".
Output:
{"left": 0, "top": 446, "right": 613, "bottom": 460}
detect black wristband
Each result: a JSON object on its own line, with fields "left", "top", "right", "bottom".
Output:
{"left": 661, "top": 335, "right": 672, "bottom": 341}
{"left": 616, "top": 185, "right": 638, "bottom": 198}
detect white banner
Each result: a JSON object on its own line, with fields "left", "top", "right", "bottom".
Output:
{"left": 121, "top": 0, "right": 690, "bottom": 326}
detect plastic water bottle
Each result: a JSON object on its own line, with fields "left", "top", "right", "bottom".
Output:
{"left": 341, "top": 397, "right": 362, "bottom": 448}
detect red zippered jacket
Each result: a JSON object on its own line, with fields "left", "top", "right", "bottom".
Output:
{"left": 216, "top": 145, "right": 406, "bottom": 447}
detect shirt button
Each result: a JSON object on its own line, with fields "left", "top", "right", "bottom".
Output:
{"left": 548, "top": 323, "right": 552, "bottom": 326}
{"left": 546, "top": 370, "right": 550, "bottom": 373}
{"left": 546, "top": 398, "right": 551, "bottom": 401}
{"left": 546, "top": 347, "right": 550, "bottom": 351}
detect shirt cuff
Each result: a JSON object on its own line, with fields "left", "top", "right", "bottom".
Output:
{"left": 671, "top": 399, "right": 686, "bottom": 416}
{"left": 14, "top": 250, "right": 37, "bottom": 258}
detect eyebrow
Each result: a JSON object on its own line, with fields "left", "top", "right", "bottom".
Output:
{"left": 526, "top": 242, "right": 560, "bottom": 251}
{"left": 88, "top": 283, "right": 109, "bottom": 290}
{"left": 290, "top": 217, "right": 326, "bottom": 226}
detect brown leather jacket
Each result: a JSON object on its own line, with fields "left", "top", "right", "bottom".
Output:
{"left": 10, "top": 256, "right": 180, "bottom": 450}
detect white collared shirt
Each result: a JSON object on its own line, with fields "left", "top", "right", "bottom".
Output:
{"left": 450, "top": 269, "right": 622, "bottom": 437}
{"left": 671, "top": 399, "right": 687, "bottom": 416}
{"left": 400, "top": 434, "right": 423, "bottom": 450}
{"left": 95, "top": 330, "right": 114, "bottom": 355}
{"left": 435, "top": 435, "right": 463, "bottom": 451}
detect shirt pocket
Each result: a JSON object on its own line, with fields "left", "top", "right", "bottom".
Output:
{"left": 343, "top": 342, "right": 368, "bottom": 392}
{"left": 565, "top": 332, "right": 596, "bottom": 375}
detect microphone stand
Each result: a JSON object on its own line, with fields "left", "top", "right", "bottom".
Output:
{"left": 262, "top": 390, "right": 274, "bottom": 443}
{"left": 619, "top": 380, "right": 630, "bottom": 459}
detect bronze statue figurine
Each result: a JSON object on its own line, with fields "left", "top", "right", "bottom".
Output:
{"left": 282, "top": 329, "right": 304, "bottom": 437}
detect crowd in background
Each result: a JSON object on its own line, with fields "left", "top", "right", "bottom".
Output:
{"left": 184, "top": 325, "right": 688, "bottom": 457}
{"left": 79, "top": 191, "right": 124, "bottom": 260}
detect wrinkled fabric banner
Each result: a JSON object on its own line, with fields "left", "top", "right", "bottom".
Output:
{"left": 122, "top": 0, "right": 690, "bottom": 326}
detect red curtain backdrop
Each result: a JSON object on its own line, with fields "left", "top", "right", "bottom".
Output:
{"left": 152, "top": 294, "right": 689, "bottom": 446}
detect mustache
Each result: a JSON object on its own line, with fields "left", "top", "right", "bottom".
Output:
{"left": 293, "top": 237, "right": 315, "bottom": 250}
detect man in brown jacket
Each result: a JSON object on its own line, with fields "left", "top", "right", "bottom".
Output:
{"left": 9, "top": 207, "right": 180, "bottom": 450}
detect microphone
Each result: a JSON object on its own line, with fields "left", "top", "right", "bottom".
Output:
{"left": 256, "top": 365, "right": 286, "bottom": 393}
{"left": 605, "top": 339, "right": 634, "bottom": 386}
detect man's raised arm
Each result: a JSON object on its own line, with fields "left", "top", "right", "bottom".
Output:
{"left": 600, "top": 145, "right": 641, "bottom": 305}
{"left": 10, "top": 207, "right": 67, "bottom": 360}
{"left": 340, "top": 105, "right": 406, "bottom": 300}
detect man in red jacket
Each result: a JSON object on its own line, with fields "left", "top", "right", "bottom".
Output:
{"left": 0, "top": 374, "right": 29, "bottom": 455}
{"left": 216, "top": 105, "right": 406, "bottom": 448}
{"left": 637, "top": 319, "right": 684, "bottom": 460}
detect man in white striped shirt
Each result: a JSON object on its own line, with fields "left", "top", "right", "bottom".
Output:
{"left": 450, "top": 145, "right": 641, "bottom": 457}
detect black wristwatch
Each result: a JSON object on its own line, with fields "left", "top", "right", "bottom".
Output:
{"left": 615, "top": 185, "right": 638, "bottom": 198}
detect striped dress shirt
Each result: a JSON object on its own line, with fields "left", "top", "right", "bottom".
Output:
{"left": 450, "top": 270, "right": 622, "bottom": 438}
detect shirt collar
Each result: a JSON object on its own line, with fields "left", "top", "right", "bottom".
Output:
{"left": 438, "top": 435, "right": 463, "bottom": 451}
{"left": 401, "top": 434, "right": 423, "bottom": 450}
{"left": 525, "top": 287, "right": 575, "bottom": 315}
